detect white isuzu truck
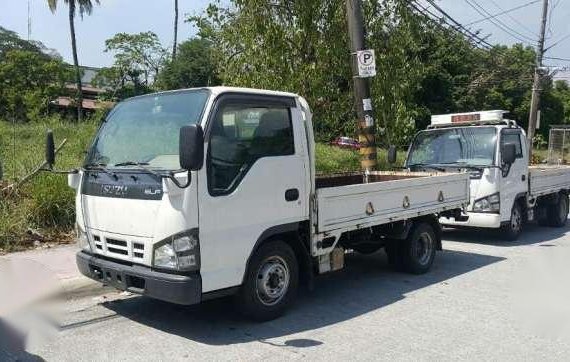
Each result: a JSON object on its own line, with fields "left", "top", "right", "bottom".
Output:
{"left": 405, "top": 110, "right": 570, "bottom": 240}
{"left": 48, "top": 87, "right": 470, "bottom": 320}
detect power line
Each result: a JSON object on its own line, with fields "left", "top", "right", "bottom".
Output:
{"left": 486, "top": 0, "right": 540, "bottom": 38}
{"left": 545, "top": 56, "right": 570, "bottom": 62}
{"left": 466, "top": 0, "right": 541, "bottom": 27}
{"left": 417, "top": 0, "right": 495, "bottom": 49}
{"left": 463, "top": 0, "right": 538, "bottom": 44}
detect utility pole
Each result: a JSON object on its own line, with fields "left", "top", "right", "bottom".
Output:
{"left": 345, "top": 0, "right": 377, "bottom": 172}
{"left": 527, "top": 0, "right": 549, "bottom": 162}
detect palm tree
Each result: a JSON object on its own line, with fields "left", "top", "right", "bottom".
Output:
{"left": 173, "top": 0, "right": 179, "bottom": 59}
{"left": 47, "top": 0, "right": 99, "bottom": 121}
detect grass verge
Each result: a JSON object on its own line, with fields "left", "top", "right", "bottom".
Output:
{"left": 0, "top": 117, "right": 98, "bottom": 252}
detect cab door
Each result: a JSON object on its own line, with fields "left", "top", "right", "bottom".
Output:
{"left": 197, "top": 94, "right": 308, "bottom": 292}
{"left": 499, "top": 129, "right": 528, "bottom": 221}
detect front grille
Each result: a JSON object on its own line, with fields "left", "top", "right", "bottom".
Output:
{"left": 108, "top": 247, "right": 128, "bottom": 255}
{"left": 107, "top": 238, "right": 127, "bottom": 247}
{"left": 90, "top": 233, "right": 147, "bottom": 261}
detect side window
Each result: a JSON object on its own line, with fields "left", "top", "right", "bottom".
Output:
{"left": 208, "top": 104, "right": 294, "bottom": 195}
{"left": 501, "top": 132, "right": 523, "bottom": 158}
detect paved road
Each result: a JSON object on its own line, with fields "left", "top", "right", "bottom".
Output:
{"left": 5, "top": 223, "right": 570, "bottom": 361}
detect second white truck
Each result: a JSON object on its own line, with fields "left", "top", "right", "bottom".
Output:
{"left": 47, "top": 87, "right": 470, "bottom": 320}
{"left": 405, "top": 110, "right": 570, "bottom": 240}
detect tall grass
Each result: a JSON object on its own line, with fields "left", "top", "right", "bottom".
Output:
{"left": 315, "top": 144, "right": 406, "bottom": 174}
{"left": 0, "top": 116, "right": 99, "bottom": 251}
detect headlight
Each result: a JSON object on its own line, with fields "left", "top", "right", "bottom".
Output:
{"left": 153, "top": 230, "right": 200, "bottom": 271}
{"left": 473, "top": 193, "right": 500, "bottom": 213}
{"left": 76, "top": 224, "right": 91, "bottom": 251}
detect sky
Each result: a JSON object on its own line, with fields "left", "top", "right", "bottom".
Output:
{"left": 0, "top": 0, "right": 569, "bottom": 75}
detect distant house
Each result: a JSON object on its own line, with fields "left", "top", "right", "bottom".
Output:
{"left": 50, "top": 66, "right": 115, "bottom": 116}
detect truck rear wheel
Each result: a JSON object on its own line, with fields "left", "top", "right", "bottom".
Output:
{"left": 236, "top": 240, "right": 298, "bottom": 321}
{"left": 400, "top": 223, "right": 436, "bottom": 275}
{"left": 548, "top": 193, "right": 569, "bottom": 228}
{"left": 501, "top": 202, "right": 523, "bottom": 241}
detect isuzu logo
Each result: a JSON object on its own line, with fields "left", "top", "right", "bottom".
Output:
{"left": 101, "top": 184, "right": 128, "bottom": 196}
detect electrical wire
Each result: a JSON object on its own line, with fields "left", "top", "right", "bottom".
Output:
{"left": 463, "top": 0, "right": 538, "bottom": 44}
{"left": 466, "top": 0, "right": 541, "bottom": 27}
{"left": 412, "top": 0, "right": 494, "bottom": 49}
{"left": 486, "top": 0, "right": 541, "bottom": 38}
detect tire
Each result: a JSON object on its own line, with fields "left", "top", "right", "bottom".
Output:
{"left": 235, "top": 240, "right": 298, "bottom": 321}
{"left": 501, "top": 202, "right": 523, "bottom": 241}
{"left": 400, "top": 223, "right": 437, "bottom": 275}
{"left": 548, "top": 193, "right": 569, "bottom": 228}
{"left": 352, "top": 243, "right": 382, "bottom": 255}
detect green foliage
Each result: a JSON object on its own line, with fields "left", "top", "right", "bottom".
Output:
{"left": 315, "top": 144, "right": 405, "bottom": 174}
{"left": 47, "top": 0, "right": 100, "bottom": 19}
{"left": 191, "top": 0, "right": 570, "bottom": 146}
{"left": 0, "top": 116, "right": 99, "bottom": 250}
{"left": 157, "top": 38, "right": 221, "bottom": 90}
{"left": 0, "top": 50, "right": 72, "bottom": 121}
{"left": 95, "top": 31, "right": 168, "bottom": 98}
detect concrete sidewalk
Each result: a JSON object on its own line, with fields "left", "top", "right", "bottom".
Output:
{"left": 0, "top": 245, "right": 96, "bottom": 315}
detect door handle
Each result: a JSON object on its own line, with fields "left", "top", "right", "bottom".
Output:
{"left": 522, "top": 175, "right": 526, "bottom": 181}
{"left": 285, "top": 189, "right": 299, "bottom": 202}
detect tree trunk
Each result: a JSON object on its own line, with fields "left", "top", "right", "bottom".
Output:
{"left": 173, "top": 0, "right": 179, "bottom": 59}
{"left": 69, "top": 1, "right": 83, "bottom": 121}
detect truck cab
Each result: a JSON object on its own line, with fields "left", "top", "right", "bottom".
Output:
{"left": 406, "top": 110, "right": 570, "bottom": 240}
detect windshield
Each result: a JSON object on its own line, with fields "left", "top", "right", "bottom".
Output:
{"left": 86, "top": 90, "right": 209, "bottom": 170}
{"left": 407, "top": 127, "right": 497, "bottom": 167}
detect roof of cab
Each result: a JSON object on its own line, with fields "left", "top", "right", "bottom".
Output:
{"left": 206, "top": 86, "right": 299, "bottom": 98}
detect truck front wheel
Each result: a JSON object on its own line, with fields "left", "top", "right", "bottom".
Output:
{"left": 400, "top": 223, "right": 437, "bottom": 274}
{"left": 502, "top": 202, "right": 523, "bottom": 241}
{"left": 236, "top": 240, "right": 299, "bottom": 321}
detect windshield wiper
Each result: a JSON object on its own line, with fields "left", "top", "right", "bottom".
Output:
{"left": 437, "top": 162, "right": 486, "bottom": 171}
{"left": 114, "top": 161, "right": 191, "bottom": 188}
{"left": 84, "top": 162, "right": 117, "bottom": 178}
{"left": 113, "top": 161, "right": 163, "bottom": 178}
{"left": 407, "top": 163, "right": 446, "bottom": 172}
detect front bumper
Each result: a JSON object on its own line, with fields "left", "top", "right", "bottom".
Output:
{"left": 76, "top": 251, "right": 201, "bottom": 305}
{"left": 440, "top": 212, "right": 502, "bottom": 229}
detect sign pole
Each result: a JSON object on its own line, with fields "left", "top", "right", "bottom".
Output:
{"left": 345, "top": 0, "right": 377, "bottom": 172}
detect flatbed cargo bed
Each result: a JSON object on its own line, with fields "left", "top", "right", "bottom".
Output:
{"left": 315, "top": 171, "right": 470, "bottom": 234}
{"left": 529, "top": 165, "right": 570, "bottom": 198}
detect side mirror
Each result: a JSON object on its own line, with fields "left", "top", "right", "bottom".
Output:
{"left": 46, "top": 130, "right": 55, "bottom": 169}
{"left": 387, "top": 145, "right": 397, "bottom": 165}
{"left": 179, "top": 125, "right": 204, "bottom": 171}
{"left": 501, "top": 143, "right": 516, "bottom": 165}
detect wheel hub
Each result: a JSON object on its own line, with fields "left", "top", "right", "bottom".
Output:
{"left": 415, "top": 232, "right": 433, "bottom": 266}
{"left": 512, "top": 207, "right": 521, "bottom": 231}
{"left": 256, "top": 256, "right": 290, "bottom": 306}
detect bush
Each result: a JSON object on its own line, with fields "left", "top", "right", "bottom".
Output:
{"left": 27, "top": 174, "right": 75, "bottom": 228}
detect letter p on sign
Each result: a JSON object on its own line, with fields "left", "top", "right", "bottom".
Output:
{"left": 357, "top": 49, "right": 376, "bottom": 78}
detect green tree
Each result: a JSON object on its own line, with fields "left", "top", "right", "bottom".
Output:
{"left": 104, "top": 31, "right": 168, "bottom": 88}
{"left": 0, "top": 50, "right": 72, "bottom": 121}
{"left": 157, "top": 38, "right": 221, "bottom": 90}
{"left": 47, "top": 0, "right": 100, "bottom": 122}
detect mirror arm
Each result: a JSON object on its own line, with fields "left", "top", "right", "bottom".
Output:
{"left": 166, "top": 171, "right": 191, "bottom": 189}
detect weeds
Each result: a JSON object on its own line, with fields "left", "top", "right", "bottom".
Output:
{"left": 0, "top": 116, "right": 98, "bottom": 251}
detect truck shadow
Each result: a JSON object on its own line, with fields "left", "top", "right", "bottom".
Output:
{"left": 103, "top": 249, "right": 503, "bottom": 346}
{"left": 442, "top": 221, "right": 570, "bottom": 247}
